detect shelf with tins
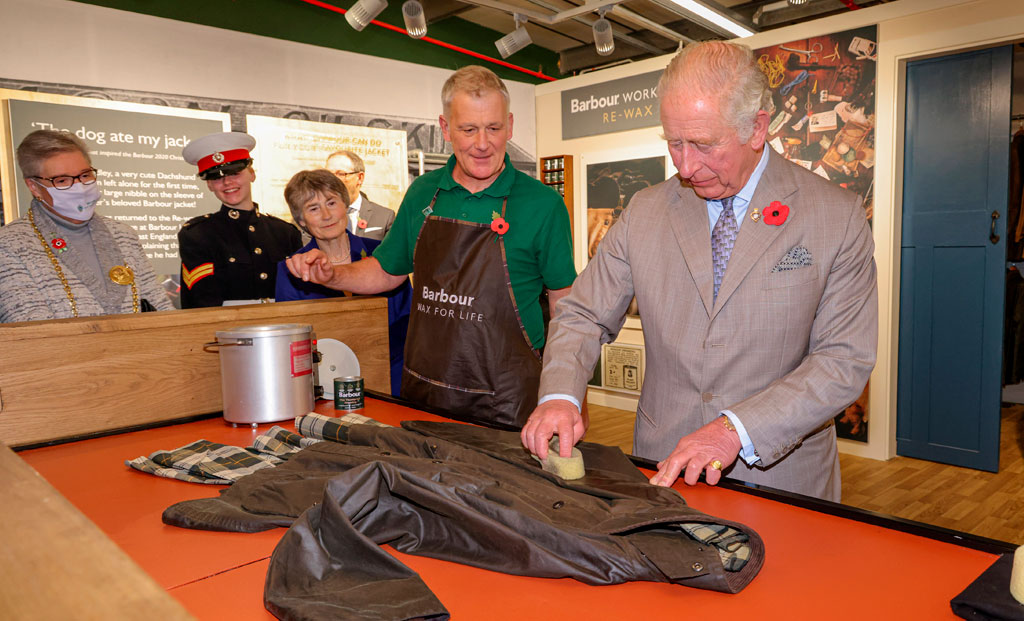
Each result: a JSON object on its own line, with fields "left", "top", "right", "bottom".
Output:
{"left": 539, "top": 155, "right": 574, "bottom": 238}
{"left": 540, "top": 155, "right": 571, "bottom": 198}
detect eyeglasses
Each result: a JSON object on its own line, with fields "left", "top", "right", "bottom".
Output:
{"left": 332, "top": 170, "right": 359, "bottom": 177}
{"left": 31, "top": 168, "right": 99, "bottom": 190}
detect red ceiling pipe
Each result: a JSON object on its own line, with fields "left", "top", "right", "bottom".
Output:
{"left": 297, "top": 0, "right": 556, "bottom": 81}
{"left": 838, "top": 0, "right": 861, "bottom": 9}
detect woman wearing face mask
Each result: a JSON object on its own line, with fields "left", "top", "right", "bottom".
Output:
{"left": 0, "top": 129, "right": 171, "bottom": 322}
{"left": 276, "top": 169, "right": 411, "bottom": 396}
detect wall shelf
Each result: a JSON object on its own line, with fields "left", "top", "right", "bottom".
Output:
{"left": 539, "top": 154, "right": 574, "bottom": 239}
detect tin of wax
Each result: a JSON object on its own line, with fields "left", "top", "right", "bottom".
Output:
{"left": 334, "top": 376, "right": 364, "bottom": 411}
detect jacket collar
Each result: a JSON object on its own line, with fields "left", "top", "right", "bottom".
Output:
{"left": 438, "top": 153, "right": 515, "bottom": 198}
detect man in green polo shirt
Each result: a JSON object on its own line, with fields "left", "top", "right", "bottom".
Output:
{"left": 287, "top": 65, "right": 576, "bottom": 427}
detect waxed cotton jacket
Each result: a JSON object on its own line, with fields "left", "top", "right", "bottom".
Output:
{"left": 163, "top": 421, "right": 765, "bottom": 620}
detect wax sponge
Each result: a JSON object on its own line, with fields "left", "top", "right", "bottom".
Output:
{"left": 1012, "top": 545, "right": 1024, "bottom": 604}
{"left": 531, "top": 437, "right": 585, "bottom": 480}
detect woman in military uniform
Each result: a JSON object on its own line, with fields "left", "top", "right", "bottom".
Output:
{"left": 178, "top": 132, "right": 302, "bottom": 308}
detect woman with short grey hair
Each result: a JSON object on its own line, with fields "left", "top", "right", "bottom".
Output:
{"left": 0, "top": 129, "right": 171, "bottom": 322}
{"left": 275, "top": 168, "right": 411, "bottom": 396}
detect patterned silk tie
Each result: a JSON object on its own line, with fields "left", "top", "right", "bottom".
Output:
{"left": 711, "top": 196, "right": 738, "bottom": 302}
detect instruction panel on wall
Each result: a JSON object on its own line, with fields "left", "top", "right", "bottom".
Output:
{"left": 246, "top": 115, "right": 408, "bottom": 222}
{"left": 6, "top": 97, "right": 226, "bottom": 277}
{"left": 601, "top": 343, "right": 644, "bottom": 392}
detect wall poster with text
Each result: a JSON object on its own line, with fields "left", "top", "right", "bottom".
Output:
{"left": 246, "top": 115, "right": 408, "bottom": 223}
{"left": 601, "top": 343, "right": 644, "bottom": 393}
{"left": 754, "top": 24, "right": 877, "bottom": 442}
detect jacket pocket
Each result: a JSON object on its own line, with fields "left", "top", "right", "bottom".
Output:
{"left": 762, "top": 265, "right": 819, "bottom": 290}
{"left": 636, "top": 402, "right": 658, "bottom": 429}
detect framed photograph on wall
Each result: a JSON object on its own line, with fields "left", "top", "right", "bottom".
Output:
{"left": 753, "top": 24, "right": 877, "bottom": 225}
{"left": 577, "top": 144, "right": 671, "bottom": 321}
{"left": 578, "top": 145, "right": 672, "bottom": 317}
{"left": 580, "top": 147, "right": 671, "bottom": 262}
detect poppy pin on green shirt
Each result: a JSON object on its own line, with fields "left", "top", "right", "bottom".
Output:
{"left": 490, "top": 210, "right": 509, "bottom": 235}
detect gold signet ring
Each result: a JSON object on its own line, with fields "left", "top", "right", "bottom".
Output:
{"left": 709, "top": 460, "right": 723, "bottom": 471}
{"left": 109, "top": 265, "right": 135, "bottom": 286}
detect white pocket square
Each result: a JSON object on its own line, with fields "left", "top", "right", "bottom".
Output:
{"left": 363, "top": 226, "right": 382, "bottom": 232}
{"left": 771, "top": 245, "right": 812, "bottom": 272}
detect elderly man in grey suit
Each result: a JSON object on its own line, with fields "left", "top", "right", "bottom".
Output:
{"left": 326, "top": 150, "right": 395, "bottom": 241}
{"left": 521, "top": 41, "right": 877, "bottom": 502}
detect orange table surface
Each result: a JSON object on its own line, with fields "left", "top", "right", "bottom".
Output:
{"left": 19, "top": 397, "right": 1001, "bottom": 620}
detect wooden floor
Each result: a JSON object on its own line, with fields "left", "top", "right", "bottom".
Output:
{"left": 586, "top": 403, "right": 1024, "bottom": 545}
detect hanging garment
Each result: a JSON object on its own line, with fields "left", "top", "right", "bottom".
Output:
{"left": 163, "top": 421, "right": 765, "bottom": 620}
{"left": 1003, "top": 131, "right": 1024, "bottom": 385}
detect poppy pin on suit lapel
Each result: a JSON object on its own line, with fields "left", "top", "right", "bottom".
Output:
{"left": 763, "top": 201, "right": 789, "bottom": 226}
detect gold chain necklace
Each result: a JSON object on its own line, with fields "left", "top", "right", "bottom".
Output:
{"left": 28, "top": 207, "right": 139, "bottom": 316}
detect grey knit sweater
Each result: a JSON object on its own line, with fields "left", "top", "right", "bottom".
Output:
{"left": 0, "top": 203, "right": 172, "bottom": 322}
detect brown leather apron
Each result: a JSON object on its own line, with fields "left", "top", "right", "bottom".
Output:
{"left": 400, "top": 191, "right": 541, "bottom": 428}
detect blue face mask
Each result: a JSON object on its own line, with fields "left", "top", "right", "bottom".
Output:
{"left": 40, "top": 181, "right": 102, "bottom": 221}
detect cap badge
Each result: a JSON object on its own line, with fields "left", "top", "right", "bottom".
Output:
{"left": 212, "top": 152, "right": 225, "bottom": 164}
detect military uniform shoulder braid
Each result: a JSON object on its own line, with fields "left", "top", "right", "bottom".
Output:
{"left": 182, "top": 213, "right": 212, "bottom": 229}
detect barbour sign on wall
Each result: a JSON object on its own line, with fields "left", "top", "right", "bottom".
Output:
{"left": 560, "top": 70, "right": 662, "bottom": 140}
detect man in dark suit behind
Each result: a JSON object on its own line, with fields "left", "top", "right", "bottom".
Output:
{"left": 325, "top": 150, "right": 395, "bottom": 241}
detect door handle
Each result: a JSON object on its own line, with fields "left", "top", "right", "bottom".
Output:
{"left": 991, "top": 211, "right": 1000, "bottom": 244}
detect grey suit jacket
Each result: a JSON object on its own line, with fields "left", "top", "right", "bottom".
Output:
{"left": 350, "top": 194, "right": 395, "bottom": 241}
{"left": 540, "top": 151, "right": 877, "bottom": 501}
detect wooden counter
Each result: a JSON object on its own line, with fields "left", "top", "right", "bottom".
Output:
{"left": 0, "top": 438, "right": 194, "bottom": 620}
{"left": 0, "top": 297, "right": 389, "bottom": 447}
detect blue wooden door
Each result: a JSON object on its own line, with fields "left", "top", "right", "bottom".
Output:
{"left": 897, "top": 46, "right": 1011, "bottom": 471}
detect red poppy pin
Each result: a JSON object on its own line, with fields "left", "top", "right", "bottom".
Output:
{"left": 763, "top": 201, "right": 789, "bottom": 226}
{"left": 51, "top": 238, "right": 68, "bottom": 253}
{"left": 490, "top": 216, "right": 509, "bottom": 235}
{"left": 357, "top": 218, "right": 368, "bottom": 230}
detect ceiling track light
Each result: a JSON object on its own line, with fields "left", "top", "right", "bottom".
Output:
{"left": 402, "top": 0, "right": 427, "bottom": 38}
{"left": 345, "top": 0, "right": 388, "bottom": 31}
{"left": 659, "top": 0, "right": 754, "bottom": 38}
{"left": 592, "top": 8, "right": 614, "bottom": 57}
{"left": 495, "top": 13, "right": 532, "bottom": 59}
{"left": 787, "top": 0, "right": 810, "bottom": 5}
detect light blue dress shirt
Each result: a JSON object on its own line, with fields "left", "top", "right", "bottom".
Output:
{"left": 541, "top": 147, "right": 772, "bottom": 466}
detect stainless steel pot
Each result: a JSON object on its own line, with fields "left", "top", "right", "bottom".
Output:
{"left": 206, "top": 324, "right": 314, "bottom": 425}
